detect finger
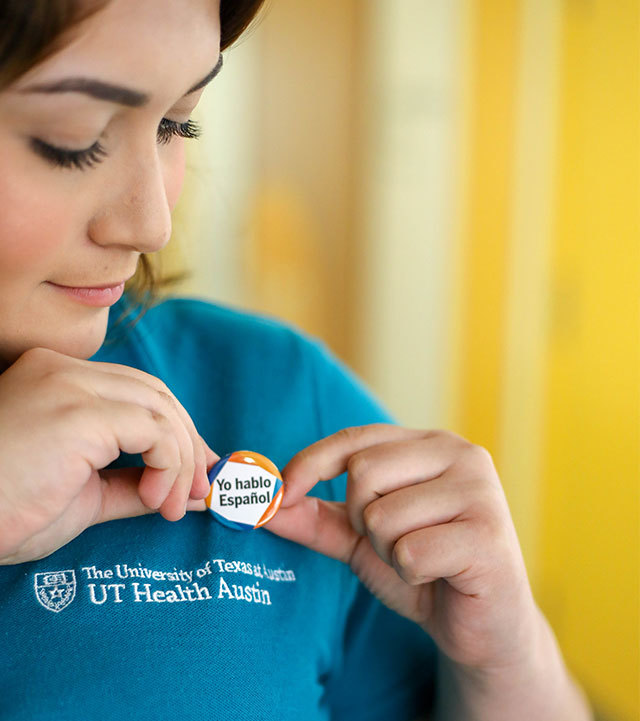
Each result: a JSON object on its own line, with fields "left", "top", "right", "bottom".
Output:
{"left": 362, "top": 475, "right": 469, "bottom": 565}
{"left": 265, "top": 497, "right": 408, "bottom": 607}
{"left": 392, "top": 522, "right": 487, "bottom": 596}
{"left": 200, "top": 437, "right": 218, "bottom": 468}
{"left": 187, "top": 433, "right": 208, "bottom": 500}
{"left": 97, "top": 468, "right": 207, "bottom": 523}
{"left": 96, "top": 467, "right": 156, "bottom": 522}
{"left": 140, "top": 467, "right": 184, "bottom": 520}
{"left": 81, "top": 368, "right": 198, "bottom": 520}
{"left": 105, "top": 369, "right": 200, "bottom": 502}
{"left": 345, "top": 436, "right": 466, "bottom": 535}
{"left": 157, "top": 431, "right": 196, "bottom": 521}
{"left": 190, "top": 436, "right": 218, "bottom": 500}
{"left": 91, "top": 399, "right": 182, "bottom": 519}
{"left": 282, "top": 425, "right": 429, "bottom": 506}
{"left": 87, "top": 362, "right": 209, "bottom": 503}
{"left": 265, "top": 497, "right": 361, "bottom": 565}
{"left": 186, "top": 498, "right": 207, "bottom": 512}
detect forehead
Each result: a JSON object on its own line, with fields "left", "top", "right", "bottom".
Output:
{"left": 14, "top": 0, "right": 221, "bottom": 102}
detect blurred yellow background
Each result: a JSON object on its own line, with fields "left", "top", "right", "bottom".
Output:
{"left": 163, "top": 1, "right": 639, "bottom": 719}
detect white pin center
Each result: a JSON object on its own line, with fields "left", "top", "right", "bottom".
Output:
{"left": 205, "top": 451, "right": 284, "bottom": 531}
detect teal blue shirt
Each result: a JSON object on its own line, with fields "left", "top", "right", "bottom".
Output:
{"left": 0, "top": 298, "right": 436, "bottom": 720}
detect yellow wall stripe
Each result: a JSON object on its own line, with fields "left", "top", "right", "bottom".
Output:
{"left": 498, "top": 0, "right": 561, "bottom": 589}
{"left": 539, "top": 1, "right": 639, "bottom": 718}
{"left": 456, "top": 0, "right": 521, "bottom": 459}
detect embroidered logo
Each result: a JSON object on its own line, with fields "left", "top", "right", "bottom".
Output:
{"left": 34, "top": 570, "right": 76, "bottom": 613}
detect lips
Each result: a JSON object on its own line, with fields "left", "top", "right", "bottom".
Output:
{"left": 50, "top": 271, "right": 135, "bottom": 289}
{"left": 61, "top": 280, "right": 129, "bottom": 289}
{"left": 46, "top": 280, "right": 126, "bottom": 307}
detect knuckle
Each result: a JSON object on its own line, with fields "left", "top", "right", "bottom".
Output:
{"left": 347, "top": 451, "right": 370, "bottom": 483}
{"left": 18, "top": 346, "right": 57, "bottom": 366}
{"left": 289, "top": 442, "right": 321, "bottom": 478}
{"left": 466, "top": 443, "right": 494, "bottom": 468}
{"left": 334, "top": 425, "right": 361, "bottom": 445}
{"left": 130, "top": 367, "right": 168, "bottom": 394}
{"left": 470, "top": 486, "right": 499, "bottom": 519}
{"left": 57, "top": 394, "right": 93, "bottom": 424}
{"left": 146, "top": 406, "right": 166, "bottom": 426}
{"left": 32, "top": 364, "right": 81, "bottom": 400}
{"left": 156, "top": 389, "right": 177, "bottom": 412}
{"left": 428, "top": 428, "right": 467, "bottom": 448}
{"left": 430, "top": 428, "right": 458, "bottom": 443}
{"left": 362, "top": 501, "right": 384, "bottom": 535}
{"left": 153, "top": 423, "right": 180, "bottom": 465}
{"left": 48, "top": 368, "right": 84, "bottom": 393}
{"left": 475, "top": 512, "right": 508, "bottom": 551}
{"left": 393, "top": 537, "right": 422, "bottom": 585}
{"left": 21, "top": 350, "right": 81, "bottom": 391}
{"left": 156, "top": 379, "right": 174, "bottom": 399}
{"left": 153, "top": 377, "right": 170, "bottom": 393}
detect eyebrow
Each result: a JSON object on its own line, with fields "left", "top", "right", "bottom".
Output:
{"left": 19, "top": 54, "right": 223, "bottom": 108}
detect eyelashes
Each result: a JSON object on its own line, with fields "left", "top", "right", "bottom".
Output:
{"left": 156, "top": 118, "right": 201, "bottom": 145}
{"left": 30, "top": 118, "right": 203, "bottom": 171}
{"left": 30, "top": 138, "right": 108, "bottom": 171}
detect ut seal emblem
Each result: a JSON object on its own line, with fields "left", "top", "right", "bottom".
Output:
{"left": 34, "top": 570, "right": 76, "bottom": 613}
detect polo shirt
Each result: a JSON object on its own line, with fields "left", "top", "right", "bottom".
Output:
{"left": 0, "top": 297, "right": 436, "bottom": 720}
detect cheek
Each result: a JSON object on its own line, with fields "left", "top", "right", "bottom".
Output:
{"left": 0, "top": 157, "right": 73, "bottom": 272}
{"left": 163, "top": 141, "right": 187, "bottom": 211}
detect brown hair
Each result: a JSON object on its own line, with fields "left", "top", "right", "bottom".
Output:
{"left": 0, "top": 0, "right": 266, "bottom": 315}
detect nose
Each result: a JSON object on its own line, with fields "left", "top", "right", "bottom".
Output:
{"left": 88, "top": 150, "right": 172, "bottom": 254}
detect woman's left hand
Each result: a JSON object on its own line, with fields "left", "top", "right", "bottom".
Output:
{"left": 266, "top": 424, "right": 540, "bottom": 673}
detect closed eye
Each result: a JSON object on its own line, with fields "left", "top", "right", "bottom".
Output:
{"left": 29, "top": 137, "right": 107, "bottom": 170}
{"left": 30, "top": 117, "right": 203, "bottom": 170}
{"left": 156, "top": 118, "right": 202, "bottom": 145}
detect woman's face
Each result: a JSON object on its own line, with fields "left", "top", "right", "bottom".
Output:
{"left": 0, "top": 0, "right": 221, "bottom": 366}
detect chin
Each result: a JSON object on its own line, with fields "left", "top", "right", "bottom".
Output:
{"left": 49, "top": 315, "right": 110, "bottom": 360}
{"left": 1, "top": 311, "right": 110, "bottom": 367}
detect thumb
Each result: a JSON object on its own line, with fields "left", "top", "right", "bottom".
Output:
{"left": 265, "top": 496, "right": 360, "bottom": 565}
{"left": 202, "top": 439, "right": 219, "bottom": 469}
{"left": 95, "top": 467, "right": 206, "bottom": 524}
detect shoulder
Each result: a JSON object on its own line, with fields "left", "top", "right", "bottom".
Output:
{"left": 97, "top": 296, "right": 392, "bottom": 456}
{"left": 129, "top": 296, "right": 306, "bottom": 356}
{"left": 141, "top": 296, "right": 300, "bottom": 346}
{"left": 135, "top": 296, "right": 347, "bottom": 388}
{"left": 100, "top": 295, "right": 317, "bottom": 373}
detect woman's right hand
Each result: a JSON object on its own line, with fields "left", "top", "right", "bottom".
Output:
{"left": 0, "top": 347, "right": 215, "bottom": 565}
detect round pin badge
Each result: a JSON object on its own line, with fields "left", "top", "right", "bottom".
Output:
{"left": 205, "top": 451, "right": 284, "bottom": 531}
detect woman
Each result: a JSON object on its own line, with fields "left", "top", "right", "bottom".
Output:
{"left": 0, "top": 2, "right": 592, "bottom": 719}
